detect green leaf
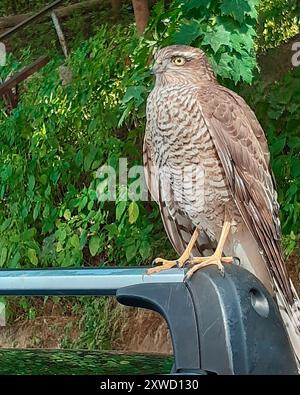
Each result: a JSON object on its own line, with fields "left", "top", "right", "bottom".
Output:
{"left": 75, "top": 150, "right": 83, "bottom": 167}
{"left": 125, "top": 244, "right": 137, "bottom": 262}
{"left": 116, "top": 201, "right": 127, "bottom": 221}
{"left": 128, "top": 201, "right": 139, "bottom": 224}
{"left": 271, "top": 137, "right": 286, "bottom": 156}
{"left": 23, "top": 228, "right": 36, "bottom": 241}
{"left": 28, "top": 175, "right": 35, "bottom": 191}
{"left": 230, "top": 56, "right": 254, "bottom": 84}
{"left": 0, "top": 218, "right": 11, "bottom": 233}
{"left": 56, "top": 242, "right": 64, "bottom": 253}
{"left": 288, "top": 136, "right": 300, "bottom": 149}
{"left": 139, "top": 241, "right": 151, "bottom": 260}
{"left": 213, "top": 53, "right": 232, "bottom": 79}
{"left": 84, "top": 148, "right": 97, "bottom": 172}
{"left": 172, "top": 20, "right": 203, "bottom": 45}
{"left": 291, "top": 158, "right": 300, "bottom": 178}
{"left": 70, "top": 234, "right": 80, "bottom": 249}
{"left": 220, "top": 0, "right": 252, "bottom": 23}
{"left": 10, "top": 252, "right": 21, "bottom": 268}
{"left": 202, "top": 26, "right": 231, "bottom": 53}
{"left": 56, "top": 227, "right": 67, "bottom": 243}
{"left": 122, "top": 86, "right": 146, "bottom": 107}
{"left": 27, "top": 249, "right": 38, "bottom": 266}
{"left": 184, "top": 0, "right": 211, "bottom": 10}
{"left": 80, "top": 229, "right": 88, "bottom": 248}
{"left": 29, "top": 307, "right": 36, "bottom": 320}
{"left": 89, "top": 235, "right": 101, "bottom": 257}
{"left": 63, "top": 209, "right": 71, "bottom": 221}
{"left": 78, "top": 196, "right": 88, "bottom": 211}
{"left": 40, "top": 174, "right": 48, "bottom": 186}
{"left": 33, "top": 201, "right": 41, "bottom": 221}
{"left": 0, "top": 247, "right": 8, "bottom": 267}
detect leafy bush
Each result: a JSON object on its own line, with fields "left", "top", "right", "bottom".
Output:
{"left": 0, "top": 24, "right": 170, "bottom": 270}
{"left": 257, "top": 0, "right": 299, "bottom": 51}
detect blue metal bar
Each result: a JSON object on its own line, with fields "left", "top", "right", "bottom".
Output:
{"left": 0, "top": 267, "right": 184, "bottom": 296}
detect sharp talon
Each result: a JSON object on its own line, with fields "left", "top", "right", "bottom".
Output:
{"left": 184, "top": 260, "right": 191, "bottom": 267}
{"left": 233, "top": 257, "right": 240, "bottom": 266}
{"left": 219, "top": 265, "right": 225, "bottom": 277}
{"left": 151, "top": 258, "right": 161, "bottom": 267}
{"left": 175, "top": 260, "right": 180, "bottom": 268}
{"left": 183, "top": 273, "right": 190, "bottom": 283}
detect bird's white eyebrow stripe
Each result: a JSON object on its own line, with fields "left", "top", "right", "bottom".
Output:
{"left": 166, "top": 52, "right": 196, "bottom": 60}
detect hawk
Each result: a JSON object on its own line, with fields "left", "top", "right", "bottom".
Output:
{"left": 143, "top": 45, "right": 300, "bottom": 364}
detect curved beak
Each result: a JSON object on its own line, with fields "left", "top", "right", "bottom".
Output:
{"left": 151, "top": 61, "right": 163, "bottom": 75}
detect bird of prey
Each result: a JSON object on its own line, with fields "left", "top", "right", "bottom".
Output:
{"left": 143, "top": 45, "right": 300, "bottom": 365}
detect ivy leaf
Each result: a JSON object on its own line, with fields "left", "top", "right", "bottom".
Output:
{"left": 172, "top": 20, "right": 203, "bottom": 45}
{"left": 230, "top": 55, "right": 255, "bottom": 84}
{"left": 247, "top": 0, "right": 258, "bottom": 19}
{"left": 89, "top": 235, "right": 101, "bottom": 257}
{"left": 202, "top": 26, "right": 231, "bottom": 53}
{"left": 212, "top": 53, "right": 232, "bottom": 79}
{"left": 220, "top": 0, "right": 252, "bottom": 23}
{"left": 128, "top": 201, "right": 139, "bottom": 224}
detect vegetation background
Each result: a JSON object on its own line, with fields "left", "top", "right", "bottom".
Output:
{"left": 0, "top": 0, "right": 299, "bottom": 352}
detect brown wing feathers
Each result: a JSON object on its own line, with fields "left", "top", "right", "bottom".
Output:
{"left": 199, "top": 86, "right": 293, "bottom": 303}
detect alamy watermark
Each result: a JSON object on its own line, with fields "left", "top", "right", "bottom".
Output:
{"left": 292, "top": 42, "right": 300, "bottom": 67}
{"left": 95, "top": 158, "right": 205, "bottom": 210}
{"left": 0, "top": 42, "right": 6, "bottom": 67}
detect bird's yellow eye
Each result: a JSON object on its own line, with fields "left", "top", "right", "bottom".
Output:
{"left": 171, "top": 56, "right": 186, "bottom": 66}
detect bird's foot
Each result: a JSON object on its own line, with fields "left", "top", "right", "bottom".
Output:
{"left": 147, "top": 255, "right": 187, "bottom": 275}
{"left": 184, "top": 254, "right": 233, "bottom": 281}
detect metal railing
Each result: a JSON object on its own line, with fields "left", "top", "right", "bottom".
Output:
{"left": 0, "top": 267, "right": 185, "bottom": 296}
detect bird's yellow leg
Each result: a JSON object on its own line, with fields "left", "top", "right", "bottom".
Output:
{"left": 147, "top": 228, "right": 200, "bottom": 275}
{"left": 185, "top": 212, "right": 233, "bottom": 280}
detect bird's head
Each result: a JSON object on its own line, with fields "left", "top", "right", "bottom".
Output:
{"left": 152, "top": 45, "right": 216, "bottom": 86}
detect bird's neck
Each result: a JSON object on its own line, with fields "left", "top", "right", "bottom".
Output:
{"left": 155, "top": 71, "right": 217, "bottom": 88}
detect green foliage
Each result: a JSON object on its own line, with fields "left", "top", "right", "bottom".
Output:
{"left": 257, "top": 0, "right": 299, "bottom": 51}
{"left": 0, "top": 24, "right": 169, "bottom": 270}
{"left": 170, "top": 0, "right": 258, "bottom": 83}
{"left": 73, "top": 298, "right": 122, "bottom": 350}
